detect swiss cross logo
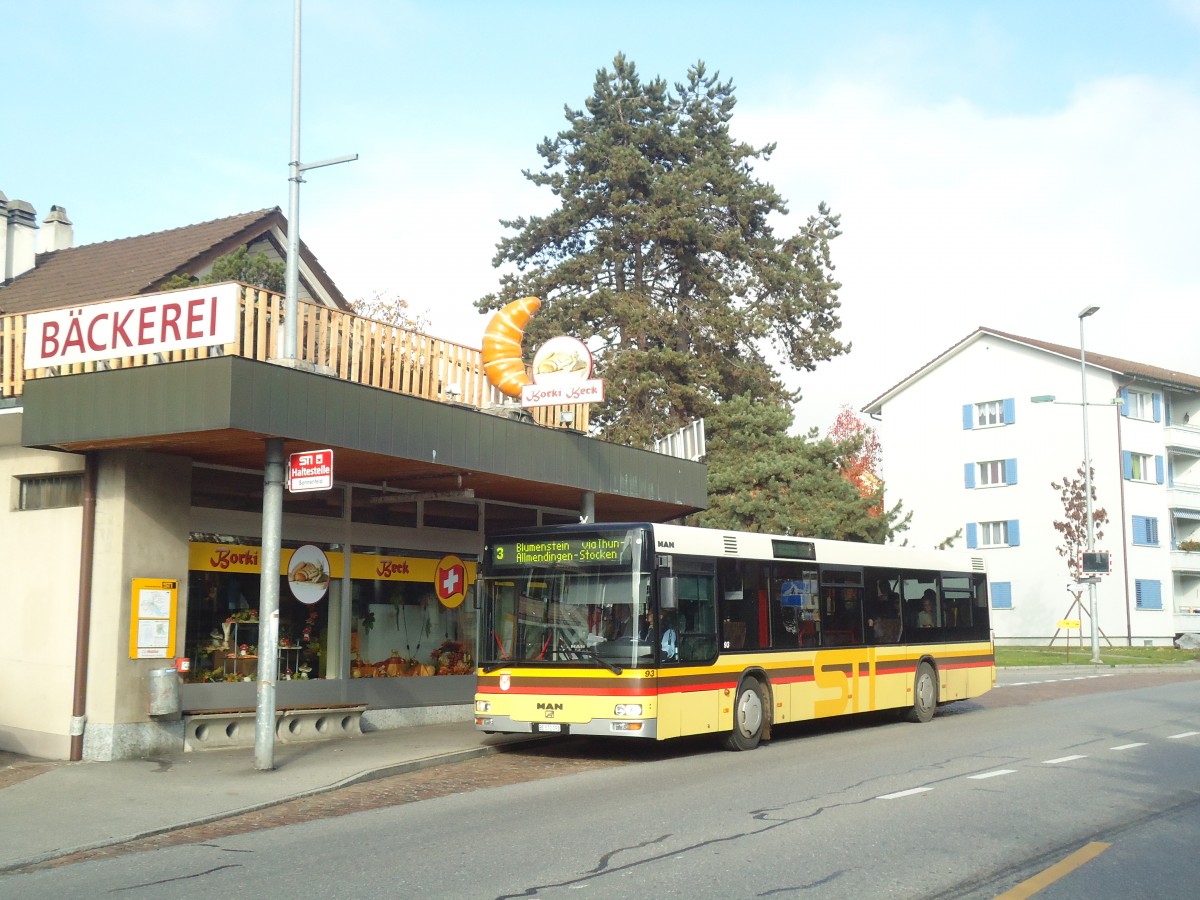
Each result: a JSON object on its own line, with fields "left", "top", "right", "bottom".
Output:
{"left": 435, "top": 555, "right": 468, "bottom": 608}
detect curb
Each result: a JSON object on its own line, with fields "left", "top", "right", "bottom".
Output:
{"left": 0, "top": 735, "right": 547, "bottom": 874}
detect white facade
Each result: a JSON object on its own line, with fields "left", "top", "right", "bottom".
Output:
{"left": 866, "top": 329, "right": 1200, "bottom": 646}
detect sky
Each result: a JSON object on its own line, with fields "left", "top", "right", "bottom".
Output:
{"left": 6, "top": 0, "right": 1200, "bottom": 444}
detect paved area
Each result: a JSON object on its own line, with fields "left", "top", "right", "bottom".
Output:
{"left": 0, "top": 721, "right": 543, "bottom": 873}
{"left": 3, "top": 665, "right": 1197, "bottom": 874}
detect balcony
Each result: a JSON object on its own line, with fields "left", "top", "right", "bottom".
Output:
{"left": 0, "top": 284, "right": 588, "bottom": 431}
{"left": 1166, "top": 424, "right": 1200, "bottom": 458}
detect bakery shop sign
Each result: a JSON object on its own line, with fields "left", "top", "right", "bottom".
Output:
{"left": 24, "top": 283, "right": 239, "bottom": 368}
{"left": 480, "top": 297, "right": 604, "bottom": 409}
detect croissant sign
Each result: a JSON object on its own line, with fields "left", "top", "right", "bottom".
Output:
{"left": 481, "top": 297, "right": 605, "bottom": 409}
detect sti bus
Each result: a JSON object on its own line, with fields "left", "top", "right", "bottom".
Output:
{"left": 474, "top": 522, "right": 994, "bottom": 750}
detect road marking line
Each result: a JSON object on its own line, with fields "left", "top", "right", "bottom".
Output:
{"left": 1044, "top": 754, "right": 1087, "bottom": 764}
{"left": 1110, "top": 742, "right": 1146, "bottom": 750}
{"left": 969, "top": 769, "right": 1017, "bottom": 780}
{"left": 993, "top": 841, "right": 1111, "bottom": 900}
{"left": 877, "top": 787, "right": 933, "bottom": 800}
{"left": 1168, "top": 731, "right": 1199, "bottom": 739}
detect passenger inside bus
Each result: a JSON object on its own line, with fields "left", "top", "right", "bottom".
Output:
{"left": 608, "top": 604, "right": 634, "bottom": 639}
{"left": 644, "top": 609, "right": 679, "bottom": 661}
{"left": 867, "top": 581, "right": 902, "bottom": 644}
{"left": 917, "top": 590, "right": 937, "bottom": 628}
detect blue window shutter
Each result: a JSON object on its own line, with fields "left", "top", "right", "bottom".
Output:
{"left": 991, "top": 582, "right": 1013, "bottom": 610}
{"left": 1007, "top": 520, "right": 1020, "bottom": 546}
{"left": 1005, "top": 458, "right": 1018, "bottom": 485}
{"left": 1168, "top": 459, "right": 1174, "bottom": 488}
{"left": 1153, "top": 393, "right": 1162, "bottom": 423}
{"left": 1156, "top": 456, "right": 1164, "bottom": 484}
{"left": 1135, "top": 580, "right": 1162, "bottom": 610}
{"left": 1122, "top": 451, "right": 1133, "bottom": 480}
{"left": 963, "top": 404, "right": 974, "bottom": 430}
{"left": 1132, "top": 516, "right": 1147, "bottom": 545}
{"left": 966, "top": 523, "right": 978, "bottom": 549}
{"left": 1003, "top": 398, "right": 1015, "bottom": 424}
{"left": 1147, "top": 517, "right": 1159, "bottom": 545}
{"left": 964, "top": 463, "right": 976, "bottom": 489}
{"left": 1120, "top": 389, "right": 1130, "bottom": 417}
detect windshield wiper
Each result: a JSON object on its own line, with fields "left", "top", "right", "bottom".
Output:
{"left": 568, "top": 645, "right": 623, "bottom": 674}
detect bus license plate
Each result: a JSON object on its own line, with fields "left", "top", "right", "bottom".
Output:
{"left": 535, "top": 723, "right": 564, "bottom": 733}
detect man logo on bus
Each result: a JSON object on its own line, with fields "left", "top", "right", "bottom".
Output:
{"left": 435, "top": 555, "right": 468, "bottom": 608}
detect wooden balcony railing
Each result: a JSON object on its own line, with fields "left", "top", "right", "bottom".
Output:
{"left": 0, "top": 284, "right": 590, "bottom": 431}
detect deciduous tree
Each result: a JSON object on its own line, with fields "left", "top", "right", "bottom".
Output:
{"left": 1051, "top": 464, "right": 1109, "bottom": 581}
{"left": 826, "top": 405, "right": 883, "bottom": 515}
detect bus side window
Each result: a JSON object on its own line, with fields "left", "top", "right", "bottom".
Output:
{"left": 675, "top": 572, "right": 717, "bottom": 663}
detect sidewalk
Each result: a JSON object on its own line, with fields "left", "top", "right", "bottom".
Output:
{"left": 0, "top": 722, "right": 539, "bottom": 873}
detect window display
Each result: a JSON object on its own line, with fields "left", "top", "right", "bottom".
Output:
{"left": 184, "top": 538, "right": 476, "bottom": 682}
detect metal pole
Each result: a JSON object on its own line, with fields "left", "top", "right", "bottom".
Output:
{"left": 283, "top": 0, "right": 303, "bottom": 361}
{"left": 1079, "top": 306, "right": 1101, "bottom": 664}
{"left": 255, "top": 438, "right": 285, "bottom": 770}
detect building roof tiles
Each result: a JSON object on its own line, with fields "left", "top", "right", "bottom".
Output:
{"left": 0, "top": 208, "right": 349, "bottom": 314}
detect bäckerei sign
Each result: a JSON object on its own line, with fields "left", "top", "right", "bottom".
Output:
{"left": 24, "top": 283, "right": 239, "bottom": 369}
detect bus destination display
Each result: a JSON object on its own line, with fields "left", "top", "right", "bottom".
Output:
{"left": 491, "top": 536, "right": 627, "bottom": 568}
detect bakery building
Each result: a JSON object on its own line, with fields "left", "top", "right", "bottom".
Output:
{"left": 0, "top": 194, "right": 706, "bottom": 761}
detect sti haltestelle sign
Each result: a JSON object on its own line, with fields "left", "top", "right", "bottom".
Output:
{"left": 24, "top": 283, "right": 239, "bottom": 369}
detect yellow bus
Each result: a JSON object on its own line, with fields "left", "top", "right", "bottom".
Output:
{"left": 474, "top": 523, "right": 994, "bottom": 750}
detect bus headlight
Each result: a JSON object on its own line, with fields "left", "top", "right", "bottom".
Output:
{"left": 614, "top": 703, "right": 643, "bottom": 717}
{"left": 475, "top": 700, "right": 491, "bottom": 713}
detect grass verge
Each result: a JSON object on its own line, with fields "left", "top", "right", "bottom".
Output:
{"left": 995, "top": 644, "right": 1200, "bottom": 667}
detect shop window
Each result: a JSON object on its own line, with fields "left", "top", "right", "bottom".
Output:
{"left": 17, "top": 472, "right": 83, "bottom": 510}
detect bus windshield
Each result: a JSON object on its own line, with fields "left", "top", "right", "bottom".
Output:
{"left": 479, "top": 527, "right": 651, "bottom": 671}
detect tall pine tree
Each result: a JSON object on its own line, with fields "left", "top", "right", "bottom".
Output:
{"left": 482, "top": 55, "right": 899, "bottom": 541}
{"left": 480, "top": 55, "right": 847, "bottom": 448}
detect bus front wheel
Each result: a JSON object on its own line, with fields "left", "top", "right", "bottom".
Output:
{"left": 724, "top": 678, "right": 766, "bottom": 751}
{"left": 905, "top": 661, "right": 938, "bottom": 723}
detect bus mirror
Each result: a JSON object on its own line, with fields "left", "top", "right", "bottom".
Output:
{"left": 660, "top": 576, "right": 678, "bottom": 610}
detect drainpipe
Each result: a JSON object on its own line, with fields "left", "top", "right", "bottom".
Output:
{"left": 70, "top": 453, "right": 98, "bottom": 761}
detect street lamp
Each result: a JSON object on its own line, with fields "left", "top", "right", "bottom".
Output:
{"left": 1031, "top": 305, "right": 1105, "bottom": 664}
{"left": 1078, "top": 305, "right": 1101, "bottom": 664}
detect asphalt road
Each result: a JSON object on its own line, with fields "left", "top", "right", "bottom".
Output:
{"left": 4, "top": 666, "right": 1199, "bottom": 899}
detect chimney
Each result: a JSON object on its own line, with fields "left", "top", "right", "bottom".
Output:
{"left": 40, "top": 205, "right": 74, "bottom": 253}
{"left": 0, "top": 191, "right": 8, "bottom": 282}
{"left": 4, "top": 197, "right": 37, "bottom": 281}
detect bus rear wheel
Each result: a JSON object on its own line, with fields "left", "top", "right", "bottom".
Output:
{"left": 724, "top": 678, "right": 766, "bottom": 751}
{"left": 905, "top": 661, "right": 938, "bottom": 723}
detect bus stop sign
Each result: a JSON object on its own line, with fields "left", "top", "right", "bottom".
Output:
{"left": 288, "top": 449, "right": 334, "bottom": 492}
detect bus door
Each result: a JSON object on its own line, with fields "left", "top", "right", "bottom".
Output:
{"left": 657, "top": 563, "right": 718, "bottom": 740}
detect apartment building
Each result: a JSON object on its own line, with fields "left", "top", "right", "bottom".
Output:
{"left": 864, "top": 327, "right": 1200, "bottom": 646}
